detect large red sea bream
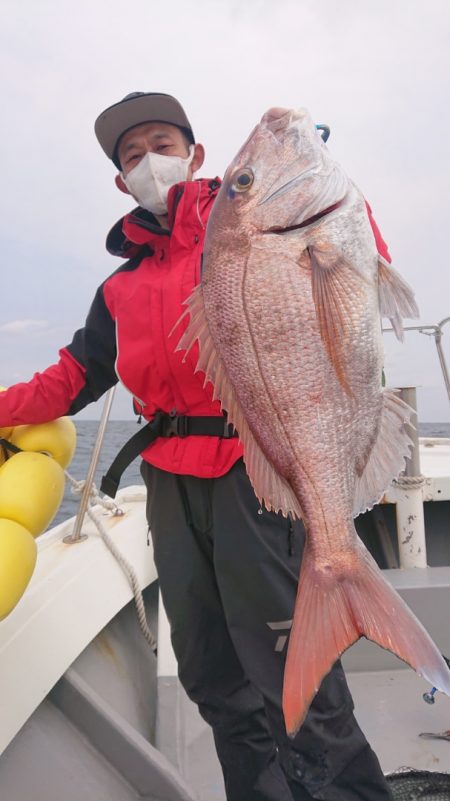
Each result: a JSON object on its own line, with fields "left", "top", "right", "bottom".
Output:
{"left": 176, "top": 107, "right": 450, "bottom": 735}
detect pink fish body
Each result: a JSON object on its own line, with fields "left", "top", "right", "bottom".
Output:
{"left": 177, "top": 107, "right": 450, "bottom": 735}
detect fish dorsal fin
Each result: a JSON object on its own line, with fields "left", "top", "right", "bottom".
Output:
{"left": 378, "top": 257, "right": 419, "bottom": 341}
{"left": 308, "top": 244, "right": 368, "bottom": 396}
{"left": 176, "top": 285, "right": 303, "bottom": 519}
{"left": 353, "top": 389, "right": 414, "bottom": 516}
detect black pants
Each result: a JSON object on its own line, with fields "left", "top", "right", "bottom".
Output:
{"left": 141, "top": 458, "right": 393, "bottom": 801}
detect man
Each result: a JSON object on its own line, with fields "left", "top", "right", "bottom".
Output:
{"left": 0, "top": 92, "right": 393, "bottom": 801}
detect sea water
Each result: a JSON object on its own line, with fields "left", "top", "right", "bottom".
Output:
{"left": 53, "top": 419, "right": 450, "bottom": 529}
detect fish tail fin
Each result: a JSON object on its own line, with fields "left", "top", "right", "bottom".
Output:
{"left": 283, "top": 541, "right": 450, "bottom": 736}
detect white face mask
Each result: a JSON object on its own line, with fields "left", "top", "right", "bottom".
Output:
{"left": 122, "top": 146, "right": 195, "bottom": 216}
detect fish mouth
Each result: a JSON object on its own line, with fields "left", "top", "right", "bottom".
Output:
{"left": 262, "top": 200, "right": 344, "bottom": 234}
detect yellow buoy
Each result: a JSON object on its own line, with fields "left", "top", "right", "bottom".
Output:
{"left": 0, "top": 451, "right": 65, "bottom": 537}
{"left": 0, "top": 519, "right": 37, "bottom": 620}
{"left": 0, "top": 406, "right": 78, "bottom": 619}
{"left": 10, "top": 417, "right": 77, "bottom": 469}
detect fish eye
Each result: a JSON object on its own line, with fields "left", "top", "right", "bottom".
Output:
{"left": 232, "top": 168, "right": 254, "bottom": 192}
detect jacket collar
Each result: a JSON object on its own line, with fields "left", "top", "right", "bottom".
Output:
{"left": 106, "top": 177, "right": 221, "bottom": 258}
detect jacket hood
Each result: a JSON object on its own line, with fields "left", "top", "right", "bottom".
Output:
{"left": 106, "top": 206, "right": 163, "bottom": 258}
{"left": 106, "top": 177, "right": 221, "bottom": 258}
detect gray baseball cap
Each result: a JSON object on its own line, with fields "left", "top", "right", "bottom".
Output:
{"left": 95, "top": 92, "right": 195, "bottom": 169}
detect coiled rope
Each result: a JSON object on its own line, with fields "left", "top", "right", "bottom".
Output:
{"left": 65, "top": 470, "right": 157, "bottom": 654}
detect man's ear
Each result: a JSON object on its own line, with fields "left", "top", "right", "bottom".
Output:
{"left": 189, "top": 143, "right": 205, "bottom": 177}
{"left": 115, "top": 173, "right": 131, "bottom": 194}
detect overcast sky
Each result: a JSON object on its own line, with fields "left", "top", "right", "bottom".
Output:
{"left": 0, "top": 0, "right": 449, "bottom": 422}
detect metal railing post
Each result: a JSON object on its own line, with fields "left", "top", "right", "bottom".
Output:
{"left": 392, "top": 387, "right": 427, "bottom": 568}
{"left": 63, "top": 386, "right": 116, "bottom": 544}
{"left": 435, "top": 317, "right": 450, "bottom": 403}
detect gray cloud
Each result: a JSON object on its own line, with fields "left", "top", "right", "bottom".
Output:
{"left": 0, "top": 320, "right": 48, "bottom": 334}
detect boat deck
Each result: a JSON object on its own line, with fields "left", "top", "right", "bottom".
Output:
{"left": 0, "top": 458, "right": 449, "bottom": 800}
{"left": 349, "top": 668, "right": 450, "bottom": 775}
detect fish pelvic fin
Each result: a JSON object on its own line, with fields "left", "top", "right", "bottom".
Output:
{"left": 353, "top": 389, "right": 414, "bottom": 516}
{"left": 175, "top": 283, "right": 303, "bottom": 519}
{"left": 308, "top": 244, "right": 368, "bottom": 397}
{"left": 242, "top": 428, "right": 304, "bottom": 519}
{"left": 378, "top": 257, "right": 419, "bottom": 341}
{"left": 283, "top": 541, "right": 450, "bottom": 737}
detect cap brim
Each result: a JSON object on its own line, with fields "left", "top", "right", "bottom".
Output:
{"left": 95, "top": 93, "right": 194, "bottom": 166}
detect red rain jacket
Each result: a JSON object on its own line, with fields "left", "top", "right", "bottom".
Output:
{"left": 0, "top": 179, "right": 390, "bottom": 478}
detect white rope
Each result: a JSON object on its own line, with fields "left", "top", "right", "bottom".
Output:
{"left": 65, "top": 472, "right": 120, "bottom": 513}
{"left": 65, "top": 469, "right": 157, "bottom": 653}
{"left": 393, "top": 474, "right": 425, "bottom": 487}
{"left": 85, "top": 506, "right": 157, "bottom": 652}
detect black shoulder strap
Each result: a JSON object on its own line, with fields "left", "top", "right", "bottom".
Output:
{"left": 100, "top": 414, "right": 164, "bottom": 498}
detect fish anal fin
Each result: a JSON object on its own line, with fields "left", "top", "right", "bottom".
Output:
{"left": 353, "top": 389, "right": 414, "bottom": 516}
{"left": 175, "top": 284, "right": 303, "bottom": 519}
{"left": 283, "top": 542, "right": 450, "bottom": 737}
{"left": 308, "top": 245, "right": 364, "bottom": 397}
{"left": 378, "top": 258, "right": 419, "bottom": 341}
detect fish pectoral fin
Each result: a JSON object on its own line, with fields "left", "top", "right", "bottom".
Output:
{"left": 307, "top": 245, "right": 365, "bottom": 396}
{"left": 353, "top": 389, "right": 414, "bottom": 516}
{"left": 378, "top": 257, "right": 419, "bottom": 341}
{"left": 283, "top": 542, "right": 450, "bottom": 737}
{"left": 175, "top": 278, "right": 303, "bottom": 519}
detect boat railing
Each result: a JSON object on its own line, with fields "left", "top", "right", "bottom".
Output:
{"left": 64, "top": 386, "right": 117, "bottom": 544}
{"left": 382, "top": 316, "right": 450, "bottom": 404}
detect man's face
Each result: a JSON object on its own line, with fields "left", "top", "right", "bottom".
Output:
{"left": 118, "top": 121, "right": 191, "bottom": 176}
